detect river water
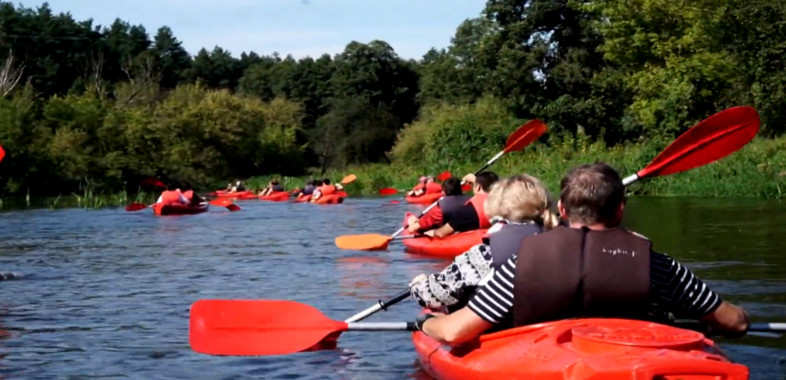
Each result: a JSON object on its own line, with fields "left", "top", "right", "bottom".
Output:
{"left": 0, "top": 197, "right": 784, "bottom": 379}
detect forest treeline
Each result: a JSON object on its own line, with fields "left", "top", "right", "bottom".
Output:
{"left": 0, "top": 1, "right": 785, "bottom": 195}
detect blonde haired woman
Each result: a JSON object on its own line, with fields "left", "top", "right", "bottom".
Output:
{"left": 410, "top": 174, "right": 559, "bottom": 310}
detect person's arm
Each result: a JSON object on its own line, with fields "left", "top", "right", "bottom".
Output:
{"left": 416, "top": 207, "right": 443, "bottom": 231}
{"left": 420, "top": 307, "right": 493, "bottom": 344}
{"left": 650, "top": 252, "right": 750, "bottom": 338}
{"left": 410, "top": 244, "right": 493, "bottom": 308}
{"left": 426, "top": 223, "right": 454, "bottom": 237}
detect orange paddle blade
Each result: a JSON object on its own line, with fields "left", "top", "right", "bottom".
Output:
{"left": 378, "top": 188, "right": 399, "bottom": 195}
{"left": 341, "top": 174, "right": 357, "bottom": 184}
{"left": 504, "top": 119, "right": 548, "bottom": 153}
{"left": 335, "top": 234, "right": 393, "bottom": 251}
{"left": 125, "top": 203, "right": 148, "bottom": 212}
{"left": 189, "top": 299, "right": 347, "bottom": 356}
{"left": 209, "top": 198, "right": 232, "bottom": 207}
{"left": 638, "top": 106, "right": 760, "bottom": 180}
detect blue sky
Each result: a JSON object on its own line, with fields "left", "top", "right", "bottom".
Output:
{"left": 17, "top": 0, "right": 487, "bottom": 59}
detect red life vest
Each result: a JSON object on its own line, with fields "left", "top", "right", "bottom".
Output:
{"left": 468, "top": 193, "right": 491, "bottom": 228}
{"left": 161, "top": 190, "right": 185, "bottom": 205}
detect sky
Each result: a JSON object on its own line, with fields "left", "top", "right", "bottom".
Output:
{"left": 16, "top": 0, "right": 488, "bottom": 60}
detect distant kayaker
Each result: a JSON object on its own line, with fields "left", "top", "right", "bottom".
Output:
{"left": 156, "top": 183, "right": 189, "bottom": 206}
{"left": 416, "top": 172, "right": 499, "bottom": 238}
{"left": 416, "top": 162, "right": 750, "bottom": 344}
{"left": 181, "top": 183, "right": 205, "bottom": 205}
{"left": 407, "top": 176, "right": 429, "bottom": 197}
{"left": 409, "top": 174, "right": 559, "bottom": 311}
{"left": 311, "top": 178, "right": 343, "bottom": 202}
{"left": 259, "top": 180, "right": 285, "bottom": 196}
{"left": 228, "top": 180, "right": 246, "bottom": 193}
{"left": 298, "top": 179, "right": 317, "bottom": 196}
{"left": 406, "top": 177, "right": 469, "bottom": 233}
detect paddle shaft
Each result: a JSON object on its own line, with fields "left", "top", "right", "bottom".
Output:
{"left": 345, "top": 290, "right": 411, "bottom": 323}
{"left": 347, "top": 321, "right": 416, "bottom": 331}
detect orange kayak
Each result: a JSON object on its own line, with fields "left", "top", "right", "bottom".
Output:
{"left": 312, "top": 191, "right": 347, "bottom": 204}
{"left": 214, "top": 190, "right": 255, "bottom": 199}
{"left": 259, "top": 191, "right": 290, "bottom": 201}
{"left": 406, "top": 193, "right": 442, "bottom": 205}
{"left": 412, "top": 318, "right": 749, "bottom": 380}
{"left": 294, "top": 194, "right": 312, "bottom": 203}
{"left": 402, "top": 229, "right": 486, "bottom": 257}
{"left": 152, "top": 202, "right": 209, "bottom": 216}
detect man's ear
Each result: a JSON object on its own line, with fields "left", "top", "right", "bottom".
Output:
{"left": 558, "top": 200, "right": 567, "bottom": 219}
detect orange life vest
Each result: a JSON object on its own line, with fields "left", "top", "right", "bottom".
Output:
{"left": 468, "top": 193, "right": 491, "bottom": 228}
{"left": 161, "top": 190, "right": 185, "bottom": 205}
{"left": 425, "top": 181, "right": 442, "bottom": 194}
{"left": 318, "top": 184, "right": 337, "bottom": 196}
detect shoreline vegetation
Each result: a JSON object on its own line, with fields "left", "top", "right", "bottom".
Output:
{"left": 5, "top": 133, "right": 783, "bottom": 211}
{"left": 1, "top": 2, "right": 785, "bottom": 206}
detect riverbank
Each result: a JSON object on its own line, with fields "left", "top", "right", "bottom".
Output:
{"left": 248, "top": 134, "right": 786, "bottom": 199}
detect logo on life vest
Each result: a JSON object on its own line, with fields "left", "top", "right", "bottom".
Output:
{"left": 601, "top": 247, "right": 636, "bottom": 258}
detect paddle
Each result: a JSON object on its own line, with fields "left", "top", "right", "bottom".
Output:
{"left": 125, "top": 198, "right": 240, "bottom": 212}
{"left": 344, "top": 289, "right": 411, "bottom": 323}
{"left": 189, "top": 299, "right": 415, "bottom": 356}
{"left": 622, "top": 106, "right": 760, "bottom": 186}
{"left": 0, "top": 144, "right": 4, "bottom": 163}
{"left": 335, "top": 119, "right": 549, "bottom": 251}
{"left": 189, "top": 298, "right": 784, "bottom": 356}
{"left": 378, "top": 188, "right": 400, "bottom": 196}
{"left": 340, "top": 174, "right": 357, "bottom": 185}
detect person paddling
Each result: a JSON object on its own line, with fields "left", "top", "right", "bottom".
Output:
{"left": 259, "top": 180, "right": 285, "bottom": 196}
{"left": 416, "top": 163, "right": 750, "bottom": 344}
{"left": 181, "top": 182, "right": 205, "bottom": 205}
{"left": 409, "top": 174, "right": 559, "bottom": 311}
{"left": 407, "top": 176, "right": 429, "bottom": 197}
{"left": 311, "top": 178, "right": 343, "bottom": 202}
{"left": 406, "top": 177, "right": 469, "bottom": 234}
{"left": 297, "top": 179, "right": 317, "bottom": 197}
{"left": 156, "top": 183, "right": 189, "bottom": 206}
{"left": 417, "top": 172, "right": 499, "bottom": 238}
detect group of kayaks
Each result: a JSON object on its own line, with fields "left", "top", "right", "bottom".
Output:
{"left": 151, "top": 189, "right": 348, "bottom": 216}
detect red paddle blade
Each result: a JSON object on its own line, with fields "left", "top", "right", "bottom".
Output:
{"left": 378, "top": 188, "right": 399, "bottom": 195}
{"left": 209, "top": 198, "right": 232, "bottom": 207}
{"left": 125, "top": 203, "right": 148, "bottom": 212}
{"left": 436, "top": 171, "right": 452, "bottom": 181}
{"left": 335, "top": 234, "right": 393, "bottom": 251}
{"left": 341, "top": 174, "right": 357, "bottom": 184}
{"left": 461, "top": 184, "right": 472, "bottom": 192}
{"left": 0, "top": 144, "right": 5, "bottom": 162}
{"left": 226, "top": 204, "right": 241, "bottom": 212}
{"left": 189, "top": 299, "right": 347, "bottom": 356}
{"left": 638, "top": 106, "right": 760, "bottom": 179}
{"left": 504, "top": 119, "right": 548, "bottom": 153}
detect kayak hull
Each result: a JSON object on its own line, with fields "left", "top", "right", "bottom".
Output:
{"left": 406, "top": 193, "right": 442, "bottom": 205}
{"left": 259, "top": 191, "right": 290, "bottom": 201}
{"left": 412, "top": 318, "right": 749, "bottom": 380}
{"left": 402, "top": 229, "right": 486, "bottom": 257}
{"left": 294, "top": 194, "right": 312, "bottom": 203}
{"left": 153, "top": 202, "right": 209, "bottom": 216}
{"left": 214, "top": 190, "right": 255, "bottom": 199}
{"left": 313, "top": 191, "right": 347, "bottom": 204}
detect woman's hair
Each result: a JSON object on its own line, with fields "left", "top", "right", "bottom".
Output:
{"left": 484, "top": 174, "right": 559, "bottom": 229}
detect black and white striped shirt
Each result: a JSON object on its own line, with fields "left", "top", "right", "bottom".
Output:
{"left": 468, "top": 251, "right": 722, "bottom": 324}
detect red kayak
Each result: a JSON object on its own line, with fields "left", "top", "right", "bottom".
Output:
{"left": 294, "top": 194, "right": 312, "bottom": 203}
{"left": 214, "top": 190, "right": 255, "bottom": 199}
{"left": 406, "top": 192, "right": 442, "bottom": 205}
{"left": 413, "top": 318, "right": 749, "bottom": 380}
{"left": 402, "top": 229, "right": 486, "bottom": 257}
{"left": 312, "top": 191, "right": 347, "bottom": 204}
{"left": 259, "top": 191, "right": 290, "bottom": 201}
{"left": 152, "top": 202, "right": 209, "bottom": 216}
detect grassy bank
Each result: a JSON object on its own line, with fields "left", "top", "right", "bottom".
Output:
{"left": 247, "top": 135, "right": 786, "bottom": 199}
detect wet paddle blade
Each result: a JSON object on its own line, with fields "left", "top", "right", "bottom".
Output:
{"left": 0, "top": 144, "right": 5, "bottom": 162}
{"left": 504, "top": 119, "right": 548, "bottom": 153}
{"left": 209, "top": 198, "right": 232, "bottom": 207}
{"left": 638, "top": 106, "right": 760, "bottom": 180}
{"left": 226, "top": 204, "right": 241, "bottom": 212}
{"left": 189, "top": 299, "right": 347, "bottom": 356}
{"left": 436, "top": 171, "right": 452, "bottom": 181}
{"left": 341, "top": 174, "right": 357, "bottom": 184}
{"left": 335, "top": 234, "right": 393, "bottom": 251}
{"left": 378, "top": 188, "right": 399, "bottom": 196}
{"left": 125, "top": 203, "right": 148, "bottom": 212}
